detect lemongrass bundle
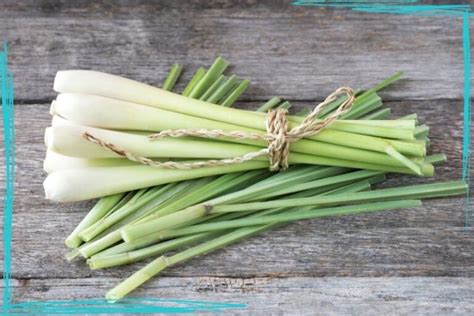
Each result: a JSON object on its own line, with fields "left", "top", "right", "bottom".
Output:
{"left": 46, "top": 58, "right": 467, "bottom": 302}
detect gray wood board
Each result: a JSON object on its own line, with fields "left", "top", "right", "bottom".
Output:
{"left": 5, "top": 277, "right": 474, "bottom": 315}
{"left": 2, "top": 1, "right": 472, "bottom": 102}
{"left": 1, "top": 1, "right": 473, "bottom": 312}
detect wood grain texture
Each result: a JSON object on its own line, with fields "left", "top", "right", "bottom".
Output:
{"left": 1, "top": 0, "right": 472, "bottom": 101}
{"left": 3, "top": 277, "right": 474, "bottom": 315}
{"left": 0, "top": 0, "right": 473, "bottom": 312}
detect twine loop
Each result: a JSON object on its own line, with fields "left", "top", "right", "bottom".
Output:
{"left": 83, "top": 87, "right": 355, "bottom": 171}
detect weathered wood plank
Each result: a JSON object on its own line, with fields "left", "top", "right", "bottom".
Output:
{"left": 2, "top": 1, "right": 471, "bottom": 101}
{"left": 3, "top": 277, "right": 474, "bottom": 315}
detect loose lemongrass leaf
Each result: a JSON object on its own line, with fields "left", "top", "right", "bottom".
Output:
{"left": 143, "top": 200, "right": 423, "bottom": 238}
{"left": 78, "top": 181, "right": 192, "bottom": 258}
{"left": 361, "top": 108, "right": 391, "bottom": 120}
{"left": 88, "top": 232, "right": 221, "bottom": 269}
{"left": 356, "top": 72, "right": 403, "bottom": 101}
{"left": 425, "top": 153, "right": 447, "bottom": 165}
{"left": 162, "top": 63, "right": 182, "bottom": 91}
{"left": 108, "top": 199, "right": 419, "bottom": 300}
{"left": 65, "top": 193, "right": 124, "bottom": 248}
{"left": 182, "top": 67, "right": 205, "bottom": 97}
{"left": 121, "top": 180, "right": 466, "bottom": 242}
{"left": 257, "top": 97, "right": 281, "bottom": 112}
{"left": 189, "top": 57, "right": 229, "bottom": 98}
{"left": 79, "top": 184, "right": 174, "bottom": 242}
{"left": 199, "top": 75, "right": 226, "bottom": 101}
{"left": 208, "top": 75, "right": 237, "bottom": 104}
{"left": 213, "top": 181, "right": 467, "bottom": 214}
{"left": 90, "top": 179, "right": 370, "bottom": 266}
{"left": 220, "top": 79, "right": 250, "bottom": 107}
{"left": 254, "top": 169, "right": 382, "bottom": 200}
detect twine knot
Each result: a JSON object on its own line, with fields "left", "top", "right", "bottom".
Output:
{"left": 83, "top": 87, "right": 355, "bottom": 171}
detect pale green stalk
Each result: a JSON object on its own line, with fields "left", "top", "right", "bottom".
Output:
{"left": 65, "top": 193, "right": 124, "bottom": 248}
{"left": 188, "top": 57, "right": 229, "bottom": 98}
{"left": 162, "top": 63, "right": 182, "bottom": 91}
{"left": 207, "top": 75, "right": 237, "bottom": 104}
{"left": 121, "top": 180, "right": 467, "bottom": 242}
{"left": 89, "top": 179, "right": 371, "bottom": 267}
{"left": 257, "top": 97, "right": 281, "bottom": 112}
{"left": 199, "top": 75, "right": 226, "bottom": 101}
{"left": 107, "top": 199, "right": 418, "bottom": 300}
{"left": 182, "top": 67, "right": 205, "bottom": 97}
{"left": 220, "top": 79, "right": 250, "bottom": 107}
{"left": 361, "top": 108, "right": 391, "bottom": 120}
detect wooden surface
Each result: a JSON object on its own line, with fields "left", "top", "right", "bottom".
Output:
{"left": 1, "top": 1, "right": 473, "bottom": 314}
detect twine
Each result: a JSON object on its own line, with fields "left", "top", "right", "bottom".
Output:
{"left": 82, "top": 87, "right": 355, "bottom": 171}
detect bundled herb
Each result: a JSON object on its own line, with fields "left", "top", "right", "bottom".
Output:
{"left": 43, "top": 58, "right": 467, "bottom": 301}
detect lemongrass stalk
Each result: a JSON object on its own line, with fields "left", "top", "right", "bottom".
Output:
{"left": 88, "top": 232, "right": 221, "bottom": 269}
{"left": 162, "top": 63, "right": 182, "bottom": 91}
{"left": 399, "top": 113, "right": 418, "bottom": 121}
{"left": 220, "top": 79, "right": 250, "bottom": 107}
{"left": 415, "top": 124, "right": 429, "bottom": 139}
{"left": 340, "top": 94, "right": 382, "bottom": 119}
{"left": 53, "top": 70, "right": 403, "bottom": 139}
{"left": 317, "top": 95, "right": 349, "bottom": 118}
{"left": 207, "top": 75, "right": 237, "bottom": 104}
{"left": 45, "top": 142, "right": 432, "bottom": 203}
{"left": 189, "top": 57, "right": 229, "bottom": 98}
{"left": 65, "top": 193, "right": 124, "bottom": 248}
{"left": 107, "top": 199, "right": 416, "bottom": 301}
{"left": 182, "top": 67, "right": 205, "bottom": 97}
{"left": 425, "top": 153, "right": 446, "bottom": 164}
{"left": 361, "top": 108, "right": 391, "bottom": 120}
{"left": 277, "top": 101, "right": 291, "bottom": 109}
{"left": 356, "top": 71, "right": 403, "bottom": 101}
{"left": 43, "top": 150, "right": 138, "bottom": 173}
{"left": 142, "top": 200, "right": 423, "bottom": 239}
{"left": 52, "top": 92, "right": 424, "bottom": 157}
{"left": 198, "top": 75, "right": 226, "bottom": 101}
{"left": 44, "top": 160, "right": 267, "bottom": 202}
{"left": 45, "top": 124, "right": 263, "bottom": 159}
{"left": 46, "top": 123, "right": 424, "bottom": 173}
{"left": 254, "top": 169, "right": 382, "bottom": 200}
{"left": 213, "top": 181, "right": 468, "bottom": 214}
{"left": 121, "top": 180, "right": 466, "bottom": 242}
{"left": 257, "top": 97, "right": 281, "bottom": 112}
